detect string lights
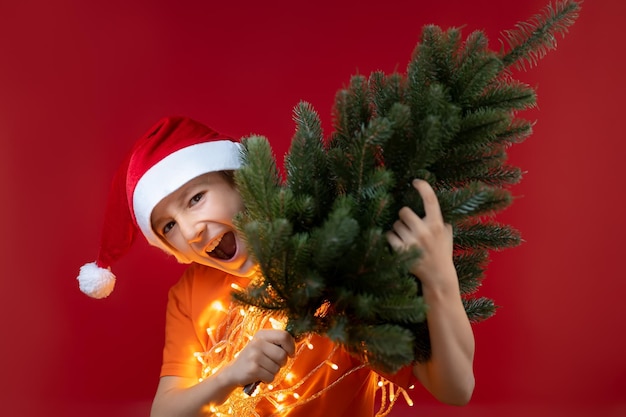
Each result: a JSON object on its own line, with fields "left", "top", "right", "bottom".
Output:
{"left": 193, "top": 297, "right": 414, "bottom": 416}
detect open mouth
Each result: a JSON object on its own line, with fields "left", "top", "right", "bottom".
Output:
{"left": 206, "top": 231, "right": 237, "bottom": 260}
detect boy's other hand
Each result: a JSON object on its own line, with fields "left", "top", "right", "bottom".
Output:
{"left": 386, "top": 179, "right": 456, "bottom": 291}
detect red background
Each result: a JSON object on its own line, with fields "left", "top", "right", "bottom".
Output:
{"left": 1, "top": 1, "right": 624, "bottom": 416}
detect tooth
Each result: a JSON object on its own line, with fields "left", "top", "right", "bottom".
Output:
{"left": 205, "top": 235, "right": 223, "bottom": 253}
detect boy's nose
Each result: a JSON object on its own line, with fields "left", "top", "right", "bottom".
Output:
{"left": 188, "top": 230, "right": 203, "bottom": 244}
{"left": 180, "top": 221, "right": 204, "bottom": 244}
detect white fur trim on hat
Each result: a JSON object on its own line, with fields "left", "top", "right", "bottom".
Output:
{"left": 133, "top": 140, "right": 242, "bottom": 254}
{"left": 77, "top": 261, "right": 116, "bottom": 299}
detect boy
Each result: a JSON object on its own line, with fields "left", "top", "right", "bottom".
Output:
{"left": 78, "top": 116, "right": 474, "bottom": 416}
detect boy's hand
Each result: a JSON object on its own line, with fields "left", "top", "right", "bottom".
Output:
{"left": 386, "top": 179, "right": 456, "bottom": 291}
{"left": 220, "top": 329, "right": 295, "bottom": 388}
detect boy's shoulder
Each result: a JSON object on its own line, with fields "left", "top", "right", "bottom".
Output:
{"left": 169, "top": 263, "right": 238, "bottom": 300}
{"left": 181, "top": 262, "right": 230, "bottom": 279}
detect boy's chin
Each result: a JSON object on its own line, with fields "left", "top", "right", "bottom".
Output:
{"left": 206, "top": 256, "right": 256, "bottom": 278}
{"left": 228, "top": 259, "right": 257, "bottom": 277}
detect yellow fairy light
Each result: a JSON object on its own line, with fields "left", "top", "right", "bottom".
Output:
{"left": 206, "top": 327, "right": 217, "bottom": 345}
{"left": 196, "top": 301, "right": 406, "bottom": 417}
{"left": 373, "top": 376, "right": 415, "bottom": 417}
{"left": 211, "top": 300, "right": 226, "bottom": 313}
{"left": 231, "top": 282, "right": 244, "bottom": 291}
{"left": 269, "top": 317, "right": 285, "bottom": 329}
{"left": 401, "top": 390, "right": 414, "bottom": 407}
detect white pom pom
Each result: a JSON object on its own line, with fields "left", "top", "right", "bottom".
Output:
{"left": 77, "top": 262, "right": 116, "bottom": 299}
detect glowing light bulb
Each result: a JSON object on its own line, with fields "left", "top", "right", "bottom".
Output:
{"left": 285, "top": 372, "right": 295, "bottom": 383}
{"left": 267, "top": 384, "right": 274, "bottom": 390}
{"left": 293, "top": 393, "right": 300, "bottom": 399}
{"left": 231, "top": 282, "right": 244, "bottom": 291}
{"left": 276, "top": 393, "right": 286, "bottom": 402}
{"left": 378, "top": 380, "right": 384, "bottom": 387}
{"left": 402, "top": 390, "right": 414, "bottom": 406}
{"left": 269, "top": 317, "right": 284, "bottom": 329}
{"left": 206, "top": 327, "right": 217, "bottom": 345}
{"left": 211, "top": 301, "right": 226, "bottom": 312}
{"left": 307, "top": 342, "right": 314, "bottom": 350}
{"left": 325, "top": 360, "right": 339, "bottom": 370}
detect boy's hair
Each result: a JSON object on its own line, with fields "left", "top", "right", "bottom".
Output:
{"left": 220, "top": 170, "right": 237, "bottom": 187}
{"left": 77, "top": 116, "right": 242, "bottom": 299}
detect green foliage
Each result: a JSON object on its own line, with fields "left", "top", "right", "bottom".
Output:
{"left": 232, "top": 1, "right": 580, "bottom": 374}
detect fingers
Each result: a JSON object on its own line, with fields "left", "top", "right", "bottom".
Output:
{"left": 412, "top": 179, "right": 443, "bottom": 224}
{"left": 386, "top": 228, "right": 402, "bottom": 251}
{"left": 386, "top": 179, "right": 446, "bottom": 252}
{"left": 256, "top": 329, "right": 296, "bottom": 357}
{"left": 235, "top": 330, "right": 295, "bottom": 384}
{"left": 247, "top": 344, "right": 285, "bottom": 382}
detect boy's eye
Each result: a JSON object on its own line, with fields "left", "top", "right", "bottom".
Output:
{"left": 189, "top": 192, "right": 204, "bottom": 206}
{"left": 162, "top": 221, "right": 176, "bottom": 235}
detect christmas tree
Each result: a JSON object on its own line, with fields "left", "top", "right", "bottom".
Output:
{"left": 232, "top": 0, "right": 581, "bottom": 375}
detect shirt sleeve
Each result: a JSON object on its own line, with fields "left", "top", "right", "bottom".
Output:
{"left": 377, "top": 364, "right": 419, "bottom": 391}
{"left": 160, "top": 269, "right": 203, "bottom": 380}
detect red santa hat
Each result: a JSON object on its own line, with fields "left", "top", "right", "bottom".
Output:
{"left": 77, "top": 116, "right": 242, "bottom": 298}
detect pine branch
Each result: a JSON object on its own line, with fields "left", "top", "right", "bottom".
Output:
{"left": 463, "top": 297, "right": 498, "bottom": 322}
{"left": 347, "top": 323, "right": 417, "bottom": 374}
{"left": 235, "top": 136, "right": 283, "bottom": 221}
{"left": 476, "top": 79, "right": 537, "bottom": 111}
{"left": 454, "top": 250, "right": 490, "bottom": 294}
{"left": 332, "top": 75, "right": 372, "bottom": 144}
{"left": 233, "top": 0, "right": 580, "bottom": 373}
{"left": 501, "top": 0, "right": 582, "bottom": 70}
{"left": 286, "top": 101, "right": 333, "bottom": 230}
{"left": 454, "top": 221, "right": 523, "bottom": 250}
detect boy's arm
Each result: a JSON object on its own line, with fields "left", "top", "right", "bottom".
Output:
{"left": 151, "top": 329, "right": 295, "bottom": 417}
{"left": 151, "top": 374, "right": 232, "bottom": 417}
{"left": 387, "top": 179, "right": 475, "bottom": 406}
{"left": 411, "top": 268, "right": 475, "bottom": 406}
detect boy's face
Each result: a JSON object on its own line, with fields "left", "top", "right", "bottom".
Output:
{"left": 150, "top": 172, "right": 255, "bottom": 277}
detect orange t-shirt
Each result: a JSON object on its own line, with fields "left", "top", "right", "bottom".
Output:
{"left": 160, "top": 263, "right": 418, "bottom": 416}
